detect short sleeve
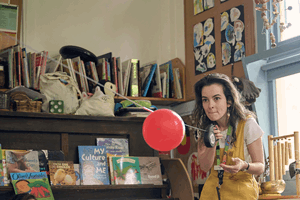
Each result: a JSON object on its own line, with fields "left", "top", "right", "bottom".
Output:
{"left": 244, "top": 117, "right": 264, "bottom": 145}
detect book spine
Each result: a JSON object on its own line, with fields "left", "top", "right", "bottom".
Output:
{"left": 38, "top": 51, "right": 48, "bottom": 89}
{"left": 106, "top": 60, "right": 111, "bottom": 81}
{"left": 116, "top": 57, "right": 123, "bottom": 95}
{"left": 8, "top": 48, "right": 13, "bottom": 88}
{"left": 151, "top": 64, "right": 162, "bottom": 97}
{"left": 31, "top": 53, "right": 36, "bottom": 88}
{"left": 17, "top": 48, "right": 21, "bottom": 86}
{"left": 112, "top": 57, "right": 118, "bottom": 93}
{"left": 102, "top": 58, "right": 106, "bottom": 80}
{"left": 130, "top": 59, "right": 139, "bottom": 97}
{"left": 81, "top": 60, "right": 89, "bottom": 93}
{"left": 90, "top": 61, "right": 99, "bottom": 83}
{"left": 168, "top": 61, "right": 175, "bottom": 98}
{"left": 21, "top": 48, "right": 30, "bottom": 88}
{"left": 34, "top": 52, "right": 42, "bottom": 90}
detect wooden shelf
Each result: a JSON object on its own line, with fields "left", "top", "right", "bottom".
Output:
{"left": 114, "top": 96, "right": 186, "bottom": 106}
{"left": 0, "top": 184, "right": 167, "bottom": 191}
{"left": 0, "top": 111, "right": 193, "bottom": 200}
{"left": 258, "top": 195, "right": 300, "bottom": 199}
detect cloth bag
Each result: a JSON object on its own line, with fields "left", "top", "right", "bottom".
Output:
{"left": 75, "top": 86, "right": 115, "bottom": 116}
{"left": 39, "top": 72, "right": 81, "bottom": 114}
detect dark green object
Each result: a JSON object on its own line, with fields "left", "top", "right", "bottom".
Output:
{"left": 49, "top": 100, "right": 64, "bottom": 114}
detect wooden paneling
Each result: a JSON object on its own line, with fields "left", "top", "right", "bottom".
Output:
{"left": 184, "top": 0, "right": 256, "bottom": 101}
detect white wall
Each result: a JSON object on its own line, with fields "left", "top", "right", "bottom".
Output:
{"left": 23, "top": 0, "right": 185, "bottom": 67}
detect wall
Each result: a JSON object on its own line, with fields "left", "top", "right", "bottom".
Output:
{"left": 23, "top": 0, "right": 185, "bottom": 71}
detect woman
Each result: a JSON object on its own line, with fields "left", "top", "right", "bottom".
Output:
{"left": 194, "top": 73, "right": 264, "bottom": 200}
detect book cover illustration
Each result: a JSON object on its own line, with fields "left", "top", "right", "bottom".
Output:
{"left": 10, "top": 171, "right": 54, "bottom": 200}
{"left": 96, "top": 138, "right": 129, "bottom": 157}
{"left": 139, "top": 157, "right": 163, "bottom": 185}
{"left": 48, "top": 161, "right": 76, "bottom": 185}
{"left": 112, "top": 157, "right": 141, "bottom": 185}
{"left": 6, "top": 150, "right": 40, "bottom": 174}
{"left": 78, "top": 146, "right": 110, "bottom": 185}
{"left": 73, "top": 163, "right": 80, "bottom": 185}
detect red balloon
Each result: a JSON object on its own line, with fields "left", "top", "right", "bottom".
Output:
{"left": 142, "top": 109, "right": 185, "bottom": 151}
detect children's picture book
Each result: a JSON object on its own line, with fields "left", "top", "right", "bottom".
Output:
{"left": 6, "top": 150, "right": 40, "bottom": 175}
{"left": 78, "top": 146, "right": 110, "bottom": 185}
{"left": 0, "top": 144, "right": 4, "bottom": 186}
{"left": 139, "top": 157, "right": 163, "bottom": 185}
{"left": 2, "top": 149, "right": 9, "bottom": 186}
{"left": 96, "top": 138, "right": 129, "bottom": 185}
{"left": 73, "top": 163, "right": 80, "bottom": 185}
{"left": 112, "top": 157, "right": 141, "bottom": 185}
{"left": 96, "top": 138, "right": 129, "bottom": 157}
{"left": 10, "top": 171, "right": 54, "bottom": 200}
{"left": 48, "top": 161, "right": 76, "bottom": 185}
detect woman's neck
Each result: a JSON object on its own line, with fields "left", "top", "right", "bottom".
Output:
{"left": 216, "top": 117, "right": 229, "bottom": 131}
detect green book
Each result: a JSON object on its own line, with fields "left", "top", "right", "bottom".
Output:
{"left": 112, "top": 157, "right": 141, "bottom": 185}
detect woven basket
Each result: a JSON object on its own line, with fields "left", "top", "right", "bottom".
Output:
{"left": 10, "top": 92, "right": 42, "bottom": 113}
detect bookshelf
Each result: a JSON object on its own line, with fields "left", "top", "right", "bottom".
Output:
{"left": 114, "top": 57, "right": 187, "bottom": 106}
{"left": 0, "top": 111, "right": 193, "bottom": 200}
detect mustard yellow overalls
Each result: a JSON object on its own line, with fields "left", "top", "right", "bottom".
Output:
{"left": 200, "top": 118, "right": 259, "bottom": 200}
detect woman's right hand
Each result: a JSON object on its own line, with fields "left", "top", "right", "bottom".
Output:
{"left": 213, "top": 125, "right": 223, "bottom": 142}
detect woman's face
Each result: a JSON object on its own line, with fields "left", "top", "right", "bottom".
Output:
{"left": 201, "top": 83, "right": 230, "bottom": 123}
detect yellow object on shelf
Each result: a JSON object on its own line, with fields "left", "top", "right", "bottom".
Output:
{"left": 261, "top": 180, "right": 286, "bottom": 194}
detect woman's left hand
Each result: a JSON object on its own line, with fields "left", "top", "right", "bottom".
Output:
{"left": 219, "top": 157, "right": 245, "bottom": 174}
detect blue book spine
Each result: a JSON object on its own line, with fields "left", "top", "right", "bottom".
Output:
{"left": 142, "top": 64, "right": 157, "bottom": 97}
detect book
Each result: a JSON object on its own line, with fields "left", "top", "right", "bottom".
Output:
{"left": 139, "top": 157, "right": 163, "bottom": 185}
{"left": 10, "top": 171, "right": 54, "bottom": 200}
{"left": 129, "top": 59, "right": 140, "bottom": 97}
{"left": 38, "top": 51, "right": 48, "bottom": 89}
{"left": 78, "top": 146, "right": 110, "bottom": 185}
{"left": 159, "top": 63, "right": 169, "bottom": 98}
{"left": 80, "top": 60, "right": 89, "bottom": 93}
{"left": 0, "top": 144, "right": 4, "bottom": 186}
{"left": 96, "top": 138, "right": 129, "bottom": 185}
{"left": 111, "top": 57, "right": 118, "bottom": 93}
{"left": 21, "top": 48, "right": 30, "bottom": 88}
{"left": 74, "top": 163, "right": 80, "bottom": 185}
{"left": 116, "top": 57, "right": 123, "bottom": 95}
{"left": 97, "top": 52, "right": 112, "bottom": 81}
{"left": 122, "top": 59, "right": 132, "bottom": 96}
{"left": 151, "top": 63, "right": 162, "bottom": 97}
{"left": 2, "top": 149, "right": 9, "bottom": 186}
{"left": 160, "top": 72, "right": 167, "bottom": 98}
{"left": 34, "top": 52, "right": 43, "bottom": 90}
{"left": 45, "top": 54, "right": 62, "bottom": 73}
{"left": 30, "top": 52, "right": 36, "bottom": 88}
{"left": 111, "top": 156, "right": 141, "bottom": 185}
{"left": 140, "top": 62, "right": 157, "bottom": 97}
{"left": 48, "top": 160, "right": 76, "bottom": 185}
{"left": 96, "top": 138, "right": 129, "bottom": 157}
{"left": 0, "top": 45, "right": 14, "bottom": 88}
{"left": 5, "top": 150, "right": 40, "bottom": 175}
{"left": 173, "top": 68, "right": 183, "bottom": 99}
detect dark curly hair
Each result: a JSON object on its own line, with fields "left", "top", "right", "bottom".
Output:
{"left": 193, "top": 73, "right": 255, "bottom": 145}
{"left": 11, "top": 193, "right": 36, "bottom": 200}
